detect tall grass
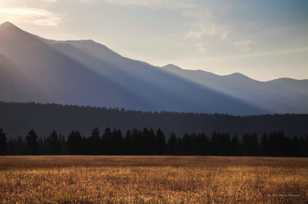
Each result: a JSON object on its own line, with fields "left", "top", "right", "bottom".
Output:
{"left": 0, "top": 156, "right": 307, "bottom": 203}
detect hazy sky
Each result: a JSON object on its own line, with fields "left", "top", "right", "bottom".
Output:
{"left": 0, "top": 0, "right": 308, "bottom": 80}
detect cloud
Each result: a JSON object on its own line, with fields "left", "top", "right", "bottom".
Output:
{"left": 186, "top": 23, "right": 229, "bottom": 41}
{"left": 98, "top": 0, "right": 233, "bottom": 55}
{"left": 233, "top": 40, "right": 256, "bottom": 52}
{"left": 183, "top": 8, "right": 235, "bottom": 55}
{"left": 0, "top": 7, "right": 61, "bottom": 26}
{"left": 179, "top": 3, "right": 261, "bottom": 57}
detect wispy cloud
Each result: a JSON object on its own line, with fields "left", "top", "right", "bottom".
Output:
{"left": 99, "top": 0, "right": 232, "bottom": 55}
{"left": 183, "top": 11, "right": 235, "bottom": 54}
{"left": 233, "top": 40, "right": 257, "bottom": 52}
{"left": 186, "top": 23, "right": 229, "bottom": 41}
{"left": 0, "top": 7, "right": 61, "bottom": 26}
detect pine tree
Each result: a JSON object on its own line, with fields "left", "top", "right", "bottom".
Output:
{"left": 0, "top": 129, "right": 7, "bottom": 155}
{"left": 46, "top": 130, "right": 61, "bottom": 154}
{"left": 26, "top": 129, "right": 39, "bottom": 154}
{"left": 88, "top": 128, "right": 101, "bottom": 154}
{"left": 67, "top": 131, "right": 83, "bottom": 155}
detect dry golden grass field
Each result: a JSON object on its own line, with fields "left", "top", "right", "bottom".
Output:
{"left": 0, "top": 156, "right": 307, "bottom": 204}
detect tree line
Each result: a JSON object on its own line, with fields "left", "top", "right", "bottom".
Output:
{"left": 0, "top": 128, "right": 307, "bottom": 156}
{"left": 1, "top": 102, "right": 308, "bottom": 139}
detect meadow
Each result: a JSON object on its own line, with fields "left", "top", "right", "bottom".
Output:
{"left": 0, "top": 156, "right": 307, "bottom": 204}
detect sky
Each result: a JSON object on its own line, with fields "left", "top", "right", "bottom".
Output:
{"left": 0, "top": 0, "right": 308, "bottom": 80}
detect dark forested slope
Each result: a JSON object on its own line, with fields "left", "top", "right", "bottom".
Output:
{"left": 1, "top": 102, "right": 307, "bottom": 138}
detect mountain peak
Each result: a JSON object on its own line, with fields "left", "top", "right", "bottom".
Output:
{"left": 224, "top": 72, "right": 257, "bottom": 82}
{"left": 0, "top": 21, "right": 22, "bottom": 32}
{"left": 1, "top": 21, "right": 17, "bottom": 28}
{"left": 163, "top": 64, "right": 183, "bottom": 70}
{"left": 228, "top": 72, "right": 246, "bottom": 78}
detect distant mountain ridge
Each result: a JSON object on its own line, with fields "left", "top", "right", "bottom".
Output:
{"left": 0, "top": 21, "right": 307, "bottom": 114}
{"left": 163, "top": 64, "right": 308, "bottom": 113}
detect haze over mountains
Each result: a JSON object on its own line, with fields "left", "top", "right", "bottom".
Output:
{"left": 0, "top": 22, "right": 307, "bottom": 115}
{"left": 163, "top": 64, "right": 308, "bottom": 113}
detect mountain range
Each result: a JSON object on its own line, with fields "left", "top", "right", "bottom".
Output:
{"left": 0, "top": 22, "right": 307, "bottom": 115}
{"left": 163, "top": 64, "right": 308, "bottom": 113}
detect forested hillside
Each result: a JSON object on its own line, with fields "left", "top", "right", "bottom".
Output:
{"left": 1, "top": 102, "right": 307, "bottom": 138}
